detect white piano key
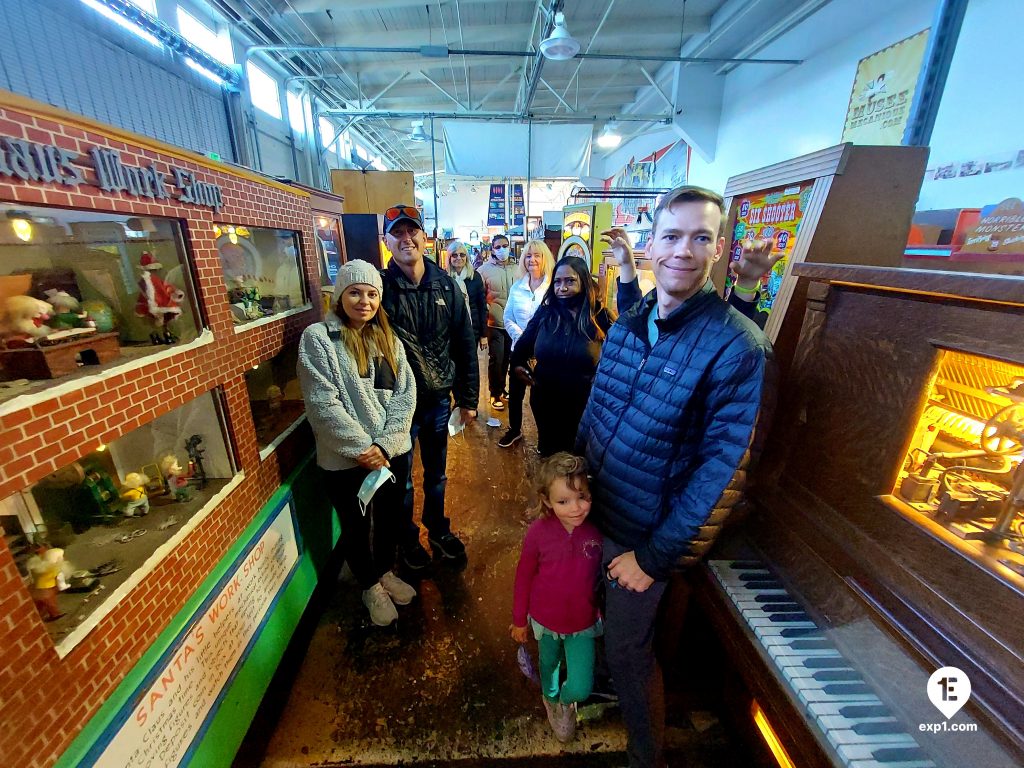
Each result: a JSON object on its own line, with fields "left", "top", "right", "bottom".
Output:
{"left": 799, "top": 687, "right": 882, "bottom": 706}
{"left": 827, "top": 725, "right": 917, "bottom": 748}
{"left": 840, "top": 742, "right": 935, "bottom": 767}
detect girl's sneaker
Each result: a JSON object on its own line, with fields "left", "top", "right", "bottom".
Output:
{"left": 542, "top": 698, "right": 576, "bottom": 743}
{"left": 378, "top": 571, "right": 416, "bottom": 605}
{"left": 362, "top": 582, "right": 398, "bottom": 626}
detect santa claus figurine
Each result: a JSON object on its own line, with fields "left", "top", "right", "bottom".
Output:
{"left": 135, "top": 251, "right": 185, "bottom": 344}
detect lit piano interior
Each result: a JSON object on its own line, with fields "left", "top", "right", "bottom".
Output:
{"left": 694, "top": 264, "right": 1024, "bottom": 768}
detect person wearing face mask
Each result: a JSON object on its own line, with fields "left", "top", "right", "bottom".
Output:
{"left": 477, "top": 234, "right": 517, "bottom": 414}
{"left": 498, "top": 240, "right": 554, "bottom": 449}
{"left": 445, "top": 240, "right": 488, "bottom": 348}
{"left": 510, "top": 255, "right": 613, "bottom": 457}
{"left": 297, "top": 260, "right": 417, "bottom": 627}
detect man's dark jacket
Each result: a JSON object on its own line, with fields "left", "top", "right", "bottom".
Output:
{"left": 381, "top": 258, "right": 479, "bottom": 410}
{"left": 576, "top": 278, "right": 775, "bottom": 580}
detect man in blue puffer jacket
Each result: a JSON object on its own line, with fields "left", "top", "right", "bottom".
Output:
{"left": 577, "top": 187, "right": 776, "bottom": 768}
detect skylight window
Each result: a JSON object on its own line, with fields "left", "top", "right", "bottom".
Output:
{"left": 246, "top": 61, "right": 282, "bottom": 119}
{"left": 177, "top": 7, "right": 234, "bottom": 65}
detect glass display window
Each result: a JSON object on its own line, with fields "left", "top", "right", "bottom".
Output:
{"left": 0, "top": 203, "right": 201, "bottom": 394}
{"left": 244, "top": 345, "right": 305, "bottom": 456}
{"left": 215, "top": 224, "right": 307, "bottom": 325}
{"left": 0, "top": 389, "right": 237, "bottom": 647}
{"left": 892, "top": 349, "right": 1024, "bottom": 580}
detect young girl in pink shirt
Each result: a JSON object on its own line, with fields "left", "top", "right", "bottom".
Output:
{"left": 510, "top": 453, "right": 603, "bottom": 742}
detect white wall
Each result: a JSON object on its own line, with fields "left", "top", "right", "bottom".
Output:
{"left": 917, "top": 0, "right": 1024, "bottom": 209}
{"left": 688, "top": 0, "right": 937, "bottom": 192}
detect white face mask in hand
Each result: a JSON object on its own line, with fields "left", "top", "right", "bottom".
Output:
{"left": 448, "top": 408, "right": 466, "bottom": 440}
{"left": 357, "top": 465, "right": 395, "bottom": 515}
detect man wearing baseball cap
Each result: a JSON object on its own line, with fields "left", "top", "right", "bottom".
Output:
{"left": 379, "top": 203, "right": 479, "bottom": 569}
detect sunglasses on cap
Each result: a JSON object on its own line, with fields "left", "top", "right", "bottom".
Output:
{"left": 384, "top": 204, "right": 422, "bottom": 222}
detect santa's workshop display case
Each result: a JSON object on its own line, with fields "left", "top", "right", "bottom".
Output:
{"left": 244, "top": 344, "right": 305, "bottom": 457}
{"left": 0, "top": 203, "right": 202, "bottom": 388}
{"left": 216, "top": 224, "right": 307, "bottom": 326}
{"left": 2, "top": 389, "right": 237, "bottom": 648}
{"left": 0, "top": 91, "right": 324, "bottom": 767}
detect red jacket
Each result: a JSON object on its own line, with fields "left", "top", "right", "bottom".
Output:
{"left": 512, "top": 515, "right": 602, "bottom": 634}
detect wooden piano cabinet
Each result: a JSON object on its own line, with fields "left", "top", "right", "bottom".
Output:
{"left": 694, "top": 264, "right": 1024, "bottom": 768}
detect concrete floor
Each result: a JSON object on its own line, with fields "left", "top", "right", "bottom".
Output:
{"left": 235, "top": 356, "right": 749, "bottom": 768}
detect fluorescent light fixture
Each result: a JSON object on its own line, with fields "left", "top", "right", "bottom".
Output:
{"left": 597, "top": 121, "right": 622, "bottom": 149}
{"left": 79, "top": 0, "right": 161, "bottom": 48}
{"left": 539, "top": 12, "right": 580, "bottom": 61}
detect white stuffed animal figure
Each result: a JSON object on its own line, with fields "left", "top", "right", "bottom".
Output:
{"left": 1, "top": 295, "right": 53, "bottom": 342}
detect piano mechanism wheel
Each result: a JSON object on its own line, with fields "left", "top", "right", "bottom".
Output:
{"left": 981, "top": 403, "right": 1024, "bottom": 456}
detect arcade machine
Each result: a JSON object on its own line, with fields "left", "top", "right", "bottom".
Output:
{"left": 711, "top": 143, "right": 928, "bottom": 348}
{"left": 558, "top": 201, "right": 613, "bottom": 271}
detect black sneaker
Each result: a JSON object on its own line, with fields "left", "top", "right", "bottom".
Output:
{"left": 428, "top": 532, "right": 466, "bottom": 560}
{"left": 401, "top": 543, "right": 433, "bottom": 570}
{"left": 497, "top": 429, "right": 522, "bottom": 449}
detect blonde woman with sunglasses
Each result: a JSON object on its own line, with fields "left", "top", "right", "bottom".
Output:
{"left": 445, "top": 240, "right": 488, "bottom": 349}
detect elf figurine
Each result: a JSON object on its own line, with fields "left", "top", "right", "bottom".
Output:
{"left": 119, "top": 472, "right": 150, "bottom": 517}
{"left": 160, "top": 454, "right": 192, "bottom": 502}
{"left": 27, "top": 546, "right": 69, "bottom": 621}
{"left": 136, "top": 251, "right": 184, "bottom": 344}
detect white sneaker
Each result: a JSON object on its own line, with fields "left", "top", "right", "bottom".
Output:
{"left": 378, "top": 570, "right": 416, "bottom": 605}
{"left": 362, "top": 582, "right": 398, "bottom": 626}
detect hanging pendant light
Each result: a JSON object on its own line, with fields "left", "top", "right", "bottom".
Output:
{"left": 409, "top": 121, "right": 430, "bottom": 143}
{"left": 540, "top": 12, "right": 580, "bottom": 61}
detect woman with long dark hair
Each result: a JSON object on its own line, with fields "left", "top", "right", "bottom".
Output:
{"left": 510, "top": 256, "right": 614, "bottom": 456}
{"left": 297, "top": 260, "right": 417, "bottom": 627}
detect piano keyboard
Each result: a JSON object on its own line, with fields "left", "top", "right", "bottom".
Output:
{"left": 708, "top": 560, "right": 937, "bottom": 768}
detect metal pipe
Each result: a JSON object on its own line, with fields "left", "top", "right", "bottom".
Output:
{"left": 245, "top": 44, "right": 802, "bottom": 67}
{"left": 430, "top": 115, "right": 439, "bottom": 239}
{"left": 317, "top": 109, "right": 672, "bottom": 123}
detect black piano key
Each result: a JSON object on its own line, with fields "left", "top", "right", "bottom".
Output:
{"left": 781, "top": 627, "right": 822, "bottom": 638}
{"left": 738, "top": 571, "right": 773, "bottom": 581}
{"left": 769, "top": 612, "right": 812, "bottom": 623}
{"left": 854, "top": 721, "right": 907, "bottom": 736}
{"left": 872, "top": 746, "right": 929, "bottom": 762}
{"left": 754, "top": 594, "right": 789, "bottom": 603}
{"left": 812, "top": 670, "right": 862, "bottom": 682}
{"left": 790, "top": 639, "right": 833, "bottom": 650}
{"left": 761, "top": 603, "right": 803, "bottom": 613}
{"left": 802, "top": 657, "right": 851, "bottom": 669}
{"left": 728, "top": 560, "right": 766, "bottom": 569}
{"left": 840, "top": 704, "right": 892, "bottom": 719}
{"left": 744, "top": 580, "right": 785, "bottom": 590}
{"left": 823, "top": 682, "right": 873, "bottom": 696}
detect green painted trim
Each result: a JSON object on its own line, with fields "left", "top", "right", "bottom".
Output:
{"left": 56, "top": 452, "right": 335, "bottom": 767}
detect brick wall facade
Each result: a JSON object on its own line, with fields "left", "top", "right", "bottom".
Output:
{"left": 0, "top": 94, "right": 322, "bottom": 766}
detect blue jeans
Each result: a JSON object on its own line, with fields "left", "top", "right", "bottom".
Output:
{"left": 401, "top": 395, "right": 452, "bottom": 549}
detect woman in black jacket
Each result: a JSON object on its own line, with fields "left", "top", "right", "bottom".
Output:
{"left": 445, "top": 240, "right": 488, "bottom": 349}
{"left": 510, "top": 255, "right": 614, "bottom": 456}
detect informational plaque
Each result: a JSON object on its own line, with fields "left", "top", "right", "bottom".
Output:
{"left": 83, "top": 499, "right": 301, "bottom": 767}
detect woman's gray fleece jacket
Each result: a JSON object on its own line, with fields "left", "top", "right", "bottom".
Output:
{"left": 297, "top": 313, "right": 416, "bottom": 471}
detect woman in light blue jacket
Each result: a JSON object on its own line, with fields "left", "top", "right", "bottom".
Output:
{"left": 297, "top": 260, "right": 417, "bottom": 627}
{"left": 498, "top": 240, "right": 554, "bottom": 448}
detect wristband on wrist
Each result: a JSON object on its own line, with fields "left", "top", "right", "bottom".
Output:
{"left": 732, "top": 282, "right": 759, "bottom": 297}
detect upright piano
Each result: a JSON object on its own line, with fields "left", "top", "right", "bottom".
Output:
{"left": 696, "top": 263, "right": 1024, "bottom": 768}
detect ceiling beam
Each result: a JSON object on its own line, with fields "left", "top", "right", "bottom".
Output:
{"left": 288, "top": 0, "right": 513, "bottom": 12}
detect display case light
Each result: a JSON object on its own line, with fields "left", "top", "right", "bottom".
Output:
{"left": 10, "top": 217, "right": 32, "bottom": 242}
{"left": 751, "top": 700, "right": 795, "bottom": 768}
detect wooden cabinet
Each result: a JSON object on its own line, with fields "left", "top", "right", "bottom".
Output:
{"left": 330, "top": 169, "right": 414, "bottom": 214}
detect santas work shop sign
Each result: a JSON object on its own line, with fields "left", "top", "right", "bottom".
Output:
{"left": 0, "top": 134, "right": 224, "bottom": 212}
{"left": 80, "top": 502, "right": 300, "bottom": 768}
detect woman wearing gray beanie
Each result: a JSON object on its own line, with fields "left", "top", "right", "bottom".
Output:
{"left": 297, "top": 259, "right": 418, "bottom": 627}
